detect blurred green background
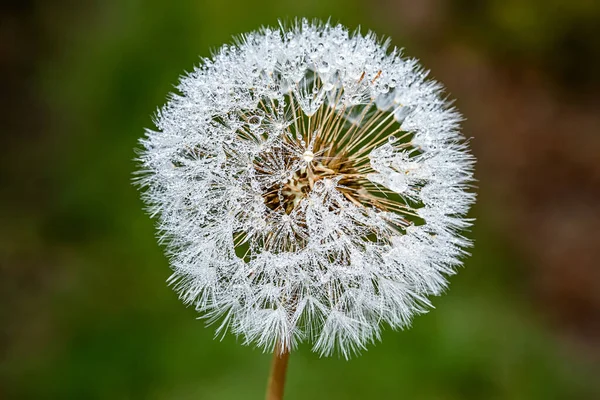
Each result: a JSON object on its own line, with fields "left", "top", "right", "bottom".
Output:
{"left": 2, "top": 1, "right": 600, "bottom": 399}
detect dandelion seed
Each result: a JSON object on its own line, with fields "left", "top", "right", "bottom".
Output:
{"left": 136, "top": 19, "right": 475, "bottom": 365}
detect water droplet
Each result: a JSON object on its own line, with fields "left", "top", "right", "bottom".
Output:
{"left": 388, "top": 136, "right": 397, "bottom": 144}
{"left": 389, "top": 174, "right": 408, "bottom": 193}
{"left": 313, "top": 180, "right": 325, "bottom": 193}
{"left": 302, "top": 150, "right": 315, "bottom": 162}
{"left": 394, "top": 106, "right": 412, "bottom": 123}
{"left": 375, "top": 93, "right": 394, "bottom": 111}
{"left": 248, "top": 115, "right": 262, "bottom": 129}
{"left": 318, "top": 61, "right": 330, "bottom": 74}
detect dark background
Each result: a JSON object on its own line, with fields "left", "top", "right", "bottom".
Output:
{"left": 2, "top": 0, "right": 600, "bottom": 399}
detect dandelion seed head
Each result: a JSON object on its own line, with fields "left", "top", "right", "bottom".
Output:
{"left": 137, "top": 19, "right": 476, "bottom": 358}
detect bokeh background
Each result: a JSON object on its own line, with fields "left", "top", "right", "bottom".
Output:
{"left": 2, "top": 1, "right": 600, "bottom": 399}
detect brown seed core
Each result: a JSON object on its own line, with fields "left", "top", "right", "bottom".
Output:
{"left": 260, "top": 141, "right": 365, "bottom": 214}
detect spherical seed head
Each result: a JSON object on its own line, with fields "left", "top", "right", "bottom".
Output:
{"left": 137, "top": 19, "right": 476, "bottom": 358}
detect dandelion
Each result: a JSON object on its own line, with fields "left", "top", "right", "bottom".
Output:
{"left": 136, "top": 19, "right": 475, "bottom": 399}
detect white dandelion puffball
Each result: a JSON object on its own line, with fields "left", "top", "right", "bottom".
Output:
{"left": 137, "top": 20, "right": 475, "bottom": 358}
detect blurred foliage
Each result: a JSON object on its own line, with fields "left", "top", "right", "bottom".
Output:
{"left": 1, "top": 0, "right": 599, "bottom": 399}
{"left": 450, "top": 0, "right": 600, "bottom": 90}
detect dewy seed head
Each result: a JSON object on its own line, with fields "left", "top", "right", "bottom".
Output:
{"left": 137, "top": 19, "right": 476, "bottom": 358}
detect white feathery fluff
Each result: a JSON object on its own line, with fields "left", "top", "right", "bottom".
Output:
{"left": 136, "top": 19, "right": 475, "bottom": 358}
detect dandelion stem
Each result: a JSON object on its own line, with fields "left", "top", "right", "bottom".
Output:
{"left": 265, "top": 343, "right": 290, "bottom": 400}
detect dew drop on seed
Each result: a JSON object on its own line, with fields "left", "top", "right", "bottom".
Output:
{"left": 302, "top": 151, "right": 315, "bottom": 163}
{"left": 394, "top": 106, "right": 412, "bottom": 123}
{"left": 313, "top": 180, "right": 325, "bottom": 193}
{"left": 318, "top": 62, "right": 330, "bottom": 74}
{"left": 389, "top": 174, "right": 408, "bottom": 193}
{"left": 248, "top": 115, "right": 262, "bottom": 129}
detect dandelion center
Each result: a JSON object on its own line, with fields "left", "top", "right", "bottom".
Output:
{"left": 234, "top": 81, "right": 422, "bottom": 259}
